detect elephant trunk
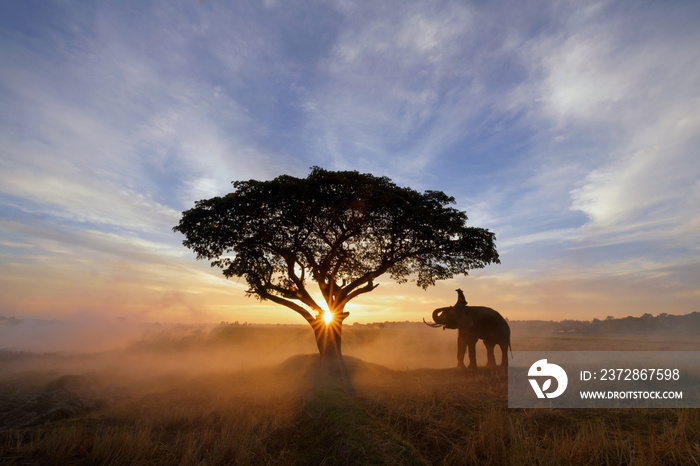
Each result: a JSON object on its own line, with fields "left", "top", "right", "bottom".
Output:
{"left": 423, "top": 308, "right": 445, "bottom": 328}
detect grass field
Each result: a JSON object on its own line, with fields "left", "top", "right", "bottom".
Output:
{"left": 1, "top": 325, "right": 699, "bottom": 465}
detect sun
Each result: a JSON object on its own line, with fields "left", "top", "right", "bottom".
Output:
{"left": 323, "top": 310, "right": 334, "bottom": 325}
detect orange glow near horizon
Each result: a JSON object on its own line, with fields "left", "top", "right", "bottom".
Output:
{"left": 3, "top": 264, "right": 697, "bottom": 326}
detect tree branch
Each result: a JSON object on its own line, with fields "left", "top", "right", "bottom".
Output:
{"left": 326, "top": 254, "right": 347, "bottom": 308}
{"left": 335, "top": 246, "right": 435, "bottom": 305}
{"left": 262, "top": 292, "right": 316, "bottom": 325}
{"left": 250, "top": 272, "right": 322, "bottom": 315}
{"left": 339, "top": 279, "right": 379, "bottom": 308}
{"left": 282, "top": 252, "right": 317, "bottom": 306}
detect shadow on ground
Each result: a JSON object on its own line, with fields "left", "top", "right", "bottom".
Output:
{"left": 267, "top": 355, "right": 426, "bottom": 465}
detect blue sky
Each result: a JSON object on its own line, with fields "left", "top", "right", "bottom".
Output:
{"left": 1, "top": 0, "right": 699, "bottom": 325}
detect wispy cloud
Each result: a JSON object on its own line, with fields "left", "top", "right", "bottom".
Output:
{"left": 0, "top": 0, "right": 698, "bottom": 325}
{"left": 304, "top": 2, "right": 490, "bottom": 177}
{"left": 528, "top": 3, "right": 700, "bottom": 236}
{"left": 450, "top": 2, "right": 700, "bottom": 281}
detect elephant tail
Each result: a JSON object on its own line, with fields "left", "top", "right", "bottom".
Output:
{"left": 509, "top": 342, "right": 513, "bottom": 359}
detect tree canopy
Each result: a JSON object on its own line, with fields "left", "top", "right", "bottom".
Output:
{"left": 174, "top": 167, "right": 499, "bottom": 357}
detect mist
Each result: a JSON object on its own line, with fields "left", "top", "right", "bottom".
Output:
{"left": 0, "top": 316, "right": 462, "bottom": 380}
{"left": 4, "top": 311, "right": 699, "bottom": 379}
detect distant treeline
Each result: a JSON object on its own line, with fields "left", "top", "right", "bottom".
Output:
{"left": 2, "top": 312, "right": 700, "bottom": 335}
{"left": 349, "top": 312, "right": 700, "bottom": 334}
{"left": 509, "top": 311, "right": 700, "bottom": 335}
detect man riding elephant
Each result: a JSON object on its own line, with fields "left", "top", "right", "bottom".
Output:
{"left": 424, "top": 289, "right": 511, "bottom": 369}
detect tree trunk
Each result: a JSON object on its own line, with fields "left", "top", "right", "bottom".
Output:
{"left": 311, "top": 312, "right": 349, "bottom": 360}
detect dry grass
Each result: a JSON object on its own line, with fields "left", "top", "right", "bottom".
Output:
{"left": 352, "top": 366, "right": 700, "bottom": 465}
{"left": 1, "top": 328, "right": 699, "bottom": 465}
{"left": 1, "top": 369, "right": 303, "bottom": 465}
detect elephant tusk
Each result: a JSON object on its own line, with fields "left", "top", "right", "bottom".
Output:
{"left": 422, "top": 318, "right": 442, "bottom": 328}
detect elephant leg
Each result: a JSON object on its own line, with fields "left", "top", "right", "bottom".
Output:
{"left": 467, "top": 339, "right": 478, "bottom": 368}
{"left": 484, "top": 341, "right": 496, "bottom": 367}
{"left": 458, "top": 329, "right": 478, "bottom": 369}
{"left": 499, "top": 342, "right": 509, "bottom": 369}
{"left": 457, "top": 330, "right": 468, "bottom": 368}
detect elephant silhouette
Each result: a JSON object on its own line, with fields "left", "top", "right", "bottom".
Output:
{"left": 424, "top": 289, "right": 511, "bottom": 369}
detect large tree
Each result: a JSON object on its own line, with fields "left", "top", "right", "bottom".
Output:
{"left": 173, "top": 167, "right": 499, "bottom": 359}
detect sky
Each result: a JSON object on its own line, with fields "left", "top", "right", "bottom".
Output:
{"left": 1, "top": 0, "right": 699, "bottom": 327}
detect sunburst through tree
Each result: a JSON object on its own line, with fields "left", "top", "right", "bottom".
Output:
{"left": 174, "top": 167, "right": 499, "bottom": 360}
